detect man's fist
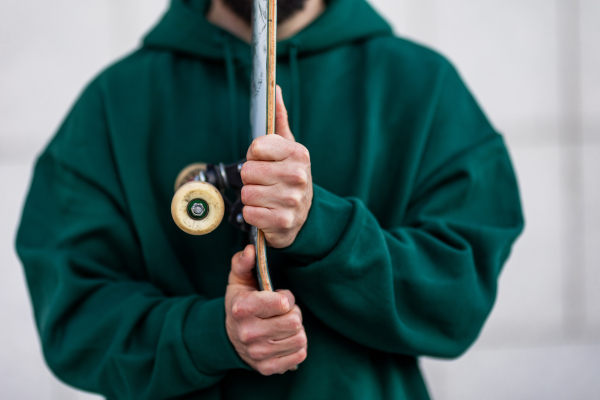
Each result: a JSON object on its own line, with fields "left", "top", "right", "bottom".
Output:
{"left": 241, "top": 86, "right": 313, "bottom": 248}
{"left": 225, "top": 245, "right": 307, "bottom": 375}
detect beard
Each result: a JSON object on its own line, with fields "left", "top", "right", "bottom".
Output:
{"left": 221, "top": 0, "right": 308, "bottom": 25}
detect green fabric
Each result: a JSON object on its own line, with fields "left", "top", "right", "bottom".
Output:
{"left": 16, "top": 0, "right": 523, "bottom": 399}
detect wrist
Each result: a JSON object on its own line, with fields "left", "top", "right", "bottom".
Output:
{"left": 276, "top": 184, "right": 353, "bottom": 264}
{"left": 183, "top": 297, "right": 252, "bottom": 375}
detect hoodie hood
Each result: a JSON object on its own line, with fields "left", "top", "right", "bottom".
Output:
{"left": 143, "top": 0, "right": 393, "bottom": 138}
{"left": 143, "top": 0, "right": 393, "bottom": 61}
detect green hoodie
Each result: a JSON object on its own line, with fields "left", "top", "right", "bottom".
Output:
{"left": 16, "top": 0, "right": 523, "bottom": 399}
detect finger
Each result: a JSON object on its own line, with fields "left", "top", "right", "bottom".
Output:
{"left": 257, "top": 345, "right": 307, "bottom": 375}
{"left": 275, "top": 85, "right": 295, "bottom": 142}
{"left": 242, "top": 185, "right": 304, "bottom": 210}
{"left": 247, "top": 327, "right": 307, "bottom": 361}
{"left": 247, "top": 135, "right": 295, "bottom": 162}
{"left": 241, "top": 160, "right": 308, "bottom": 187}
{"left": 261, "top": 305, "right": 303, "bottom": 340}
{"left": 240, "top": 160, "right": 279, "bottom": 186}
{"left": 270, "top": 326, "right": 307, "bottom": 350}
{"left": 240, "top": 290, "right": 296, "bottom": 319}
{"left": 241, "top": 307, "right": 303, "bottom": 345}
{"left": 229, "top": 245, "right": 258, "bottom": 288}
{"left": 243, "top": 206, "right": 294, "bottom": 233}
{"left": 254, "top": 290, "right": 296, "bottom": 318}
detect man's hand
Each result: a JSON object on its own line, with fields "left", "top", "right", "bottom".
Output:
{"left": 225, "top": 245, "right": 307, "bottom": 375}
{"left": 241, "top": 86, "right": 313, "bottom": 248}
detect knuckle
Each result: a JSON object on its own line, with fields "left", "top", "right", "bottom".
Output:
{"left": 288, "top": 314, "right": 302, "bottom": 332}
{"left": 293, "top": 145, "right": 310, "bottom": 163}
{"left": 249, "top": 139, "right": 262, "bottom": 159}
{"left": 257, "top": 363, "right": 276, "bottom": 376}
{"left": 231, "top": 302, "right": 245, "bottom": 320}
{"left": 247, "top": 346, "right": 268, "bottom": 361}
{"left": 233, "top": 296, "right": 258, "bottom": 320}
{"left": 276, "top": 212, "right": 294, "bottom": 230}
{"left": 296, "top": 347, "right": 308, "bottom": 363}
{"left": 278, "top": 294, "right": 290, "bottom": 313}
{"left": 279, "top": 289, "right": 292, "bottom": 298}
{"left": 285, "top": 191, "right": 303, "bottom": 208}
{"left": 284, "top": 214, "right": 295, "bottom": 230}
{"left": 239, "top": 327, "right": 258, "bottom": 344}
{"left": 238, "top": 330, "right": 250, "bottom": 344}
{"left": 293, "top": 168, "right": 308, "bottom": 186}
{"left": 297, "top": 332, "right": 308, "bottom": 348}
{"left": 301, "top": 146, "right": 310, "bottom": 161}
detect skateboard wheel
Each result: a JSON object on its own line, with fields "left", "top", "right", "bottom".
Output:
{"left": 174, "top": 163, "right": 207, "bottom": 192}
{"left": 171, "top": 181, "right": 225, "bottom": 235}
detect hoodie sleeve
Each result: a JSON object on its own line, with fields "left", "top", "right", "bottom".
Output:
{"left": 16, "top": 79, "right": 250, "bottom": 400}
{"left": 278, "top": 64, "right": 524, "bottom": 358}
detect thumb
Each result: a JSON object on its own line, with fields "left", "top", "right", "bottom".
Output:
{"left": 229, "top": 245, "right": 259, "bottom": 289}
{"left": 275, "top": 85, "right": 296, "bottom": 142}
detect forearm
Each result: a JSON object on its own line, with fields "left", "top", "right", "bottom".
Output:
{"left": 17, "top": 154, "right": 250, "bottom": 399}
{"left": 277, "top": 137, "right": 523, "bottom": 358}
{"left": 19, "top": 237, "right": 249, "bottom": 400}
{"left": 37, "top": 281, "right": 244, "bottom": 398}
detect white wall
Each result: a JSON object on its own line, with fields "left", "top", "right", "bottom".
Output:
{"left": 1, "top": 1, "right": 598, "bottom": 399}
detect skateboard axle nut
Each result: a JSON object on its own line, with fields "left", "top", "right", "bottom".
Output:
{"left": 187, "top": 199, "right": 209, "bottom": 220}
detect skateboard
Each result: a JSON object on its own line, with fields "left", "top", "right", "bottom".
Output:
{"left": 171, "top": 0, "right": 277, "bottom": 292}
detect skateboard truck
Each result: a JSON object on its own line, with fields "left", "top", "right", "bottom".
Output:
{"left": 172, "top": 160, "right": 250, "bottom": 233}
{"left": 171, "top": 159, "right": 273, "bottom": 291}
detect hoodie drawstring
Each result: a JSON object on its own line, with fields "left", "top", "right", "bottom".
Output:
{"left": 289, "top": 42, "right": 301, "bottom": 137}
{"left": 219, "top": 33, "right": 240, "bottom": 153}
{"left": 217, "top": 33, "right": 301, "bottom": 147}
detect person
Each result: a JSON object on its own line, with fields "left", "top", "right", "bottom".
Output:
{"left": 16, "top": 0, "right": 524, "bottom": 399}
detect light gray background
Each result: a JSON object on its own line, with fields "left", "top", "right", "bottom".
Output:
{"left": 1, "top": 1, "right": 599, "bottom": 399}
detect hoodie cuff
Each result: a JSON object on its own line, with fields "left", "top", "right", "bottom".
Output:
{"left": 183, "top": 297, "right": 251, "bottom": 375}
{"left": 278, "top": 184, "right": 354, "bottom": 265}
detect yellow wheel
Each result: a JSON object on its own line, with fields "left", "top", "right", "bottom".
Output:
{"left": 174, "top": 163, "right": 207, "bottom": 192}
{"left": 171, "top": 181, "right": 225, "bottom": 235}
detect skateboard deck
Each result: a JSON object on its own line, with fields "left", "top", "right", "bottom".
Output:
{"left": 249, "top": 0, "right": 277, "bottom": 292}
